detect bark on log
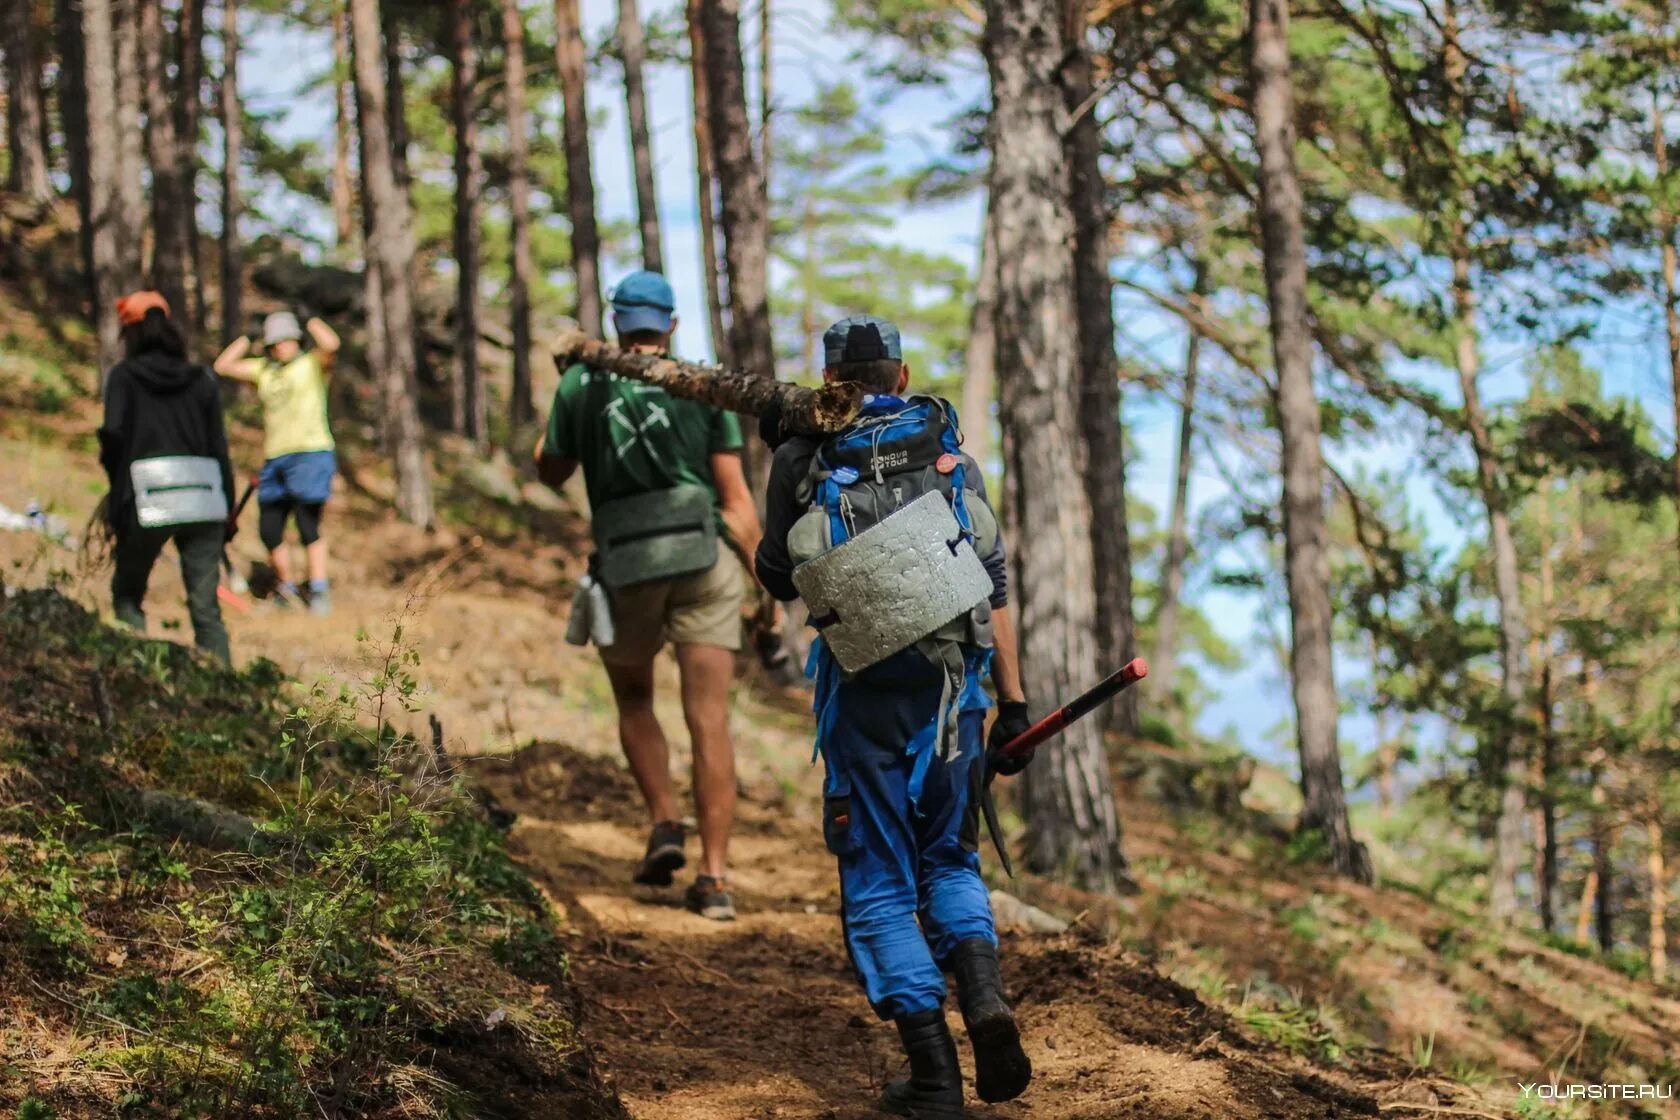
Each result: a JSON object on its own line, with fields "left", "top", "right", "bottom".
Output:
{"left": 552, "top": 328, "right": 862, "bottom": 431}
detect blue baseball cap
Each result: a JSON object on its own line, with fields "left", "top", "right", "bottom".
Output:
{"left": 609, "top": 270, "right": 676, "bottom": 336}
{"left": 823, "top": 315, "right": 902, "bottom": 367}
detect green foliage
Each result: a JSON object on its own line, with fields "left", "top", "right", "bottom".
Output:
{"left": 769, "top": 81, "right": 973, "bottom": 391}
{"left": 0, "top": 591, "right": 584, "bottom": 1114}
{"left": 0, "top": 804, "right": 98, "bottom": 973}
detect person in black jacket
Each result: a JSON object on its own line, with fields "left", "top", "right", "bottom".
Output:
{"left": 98, "top": 292, "right": 235, "bottom": 664}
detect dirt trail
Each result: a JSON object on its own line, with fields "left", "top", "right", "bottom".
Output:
{"left": 468, "top": 741, "right": 1462, "bottom": 1120}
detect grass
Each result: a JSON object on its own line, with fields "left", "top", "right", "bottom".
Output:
{"left": 0, "top": 587, "right": 621, "bottom": 1118}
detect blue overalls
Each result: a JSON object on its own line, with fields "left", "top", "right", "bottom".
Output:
{"left": 811, "top": 641, "right": 998, "bottom": 1018}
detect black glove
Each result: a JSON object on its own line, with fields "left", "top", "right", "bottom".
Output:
{"left": 758, "top": 396, "right": 789, "bottom": 450}
{"left": 986, "top": 700, "right": 1034, "bottom": 778}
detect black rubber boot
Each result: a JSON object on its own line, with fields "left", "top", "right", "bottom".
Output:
{"left": 879, "top": 1009, "right": 966, "bottom": 1119}
{"left": 950, "top": 939, "right": 1031, "bottom": 1103}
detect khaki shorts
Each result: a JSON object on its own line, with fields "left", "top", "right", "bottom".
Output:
{"left": 597, "top": 548, "right": 745, "bottom": 665}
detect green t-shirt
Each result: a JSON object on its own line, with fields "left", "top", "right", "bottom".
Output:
{"left": 544, "top": 363, "right": 743, "bottom": 525}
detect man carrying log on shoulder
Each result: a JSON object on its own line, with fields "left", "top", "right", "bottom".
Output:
{"left": 753, "top": 316, "right": 1036, "bottom": 1116}
{"left": 535, "top": 270, "right": 765, "bottom": 922}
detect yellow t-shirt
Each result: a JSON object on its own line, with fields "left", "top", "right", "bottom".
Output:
{"left": 240, "top": 352, "right": 335, "bottom": 459}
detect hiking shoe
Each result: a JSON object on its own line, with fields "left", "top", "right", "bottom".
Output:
{"left": 684, "top": 874, "right": 736, "bottom": 921}
{"left": 307, "top": 588, "right": 332, "bottom": 617}
{"left": 950, "top": 939, "right": 1031, "bottom": 1103}
{"left": 632, "top": 820, "right": 686, "bottom": 886}
{"left": 271, "top": 581, "right": 303, "bottom": 610}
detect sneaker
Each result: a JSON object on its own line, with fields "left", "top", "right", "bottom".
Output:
{"left": 271, "top": 582, "right": 302, "bottom": 610}
{"left": 307, "top": 584, "right": 332, "bottom": 617}
{"left": 632, "top": 819, "right": 687, "bottom": 886}
{"left": 685, "top": 875, "right": 736, "bottom": 921}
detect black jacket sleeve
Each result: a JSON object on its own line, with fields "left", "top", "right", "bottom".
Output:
{"left": 963, "top": 454, "right": 1009, "bottom": 608}
{"left": 98, "top": 364, "right": 130, "bottom": 485}
{"left": 754, "top": 437, "right": 818, "bottom": 603}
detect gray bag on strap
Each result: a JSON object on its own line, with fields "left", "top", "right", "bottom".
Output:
{"left": 591, "top": 483, "right": 718, "bottom": 590}
{"left": 792, "top": 490, "right": 993, "bottom": 674}
{"left": 129, "top": 455, "right": 229, "bottom": 528}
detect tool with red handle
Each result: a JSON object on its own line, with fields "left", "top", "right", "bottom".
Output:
{"left": 995, "top": 658, "right": 1149, "bottom": 763}
{"left": 981, "top": 657, "right": 1149, "bottom": 877}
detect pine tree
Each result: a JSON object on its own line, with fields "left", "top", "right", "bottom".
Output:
{"left": 332, "top": 1, "right": 353, "bottom": 248}
{"left": 1249, "top": 0, "right": 1370, "bottom": 884}
{"left": 448, "top": 0, "right": 484, "bottom": 446}
{"left": 139, "top": 0, "right": 191, "bottom": 337}
{"left": 218, "top": 0, "right": 241, "bottom": 345}
{"left": 616, "top": 0, "right": 663, "bottom": 272}
{"left": 554, "top": 0, "right": 602, "bottom": 336}
{"left": 1063, "top": 0, "right": 1138, "bottom": 737}
{"left": 3, "top": 0, "right": 53, "bottom": 204}
{"left": 82, "top": 0, "right": 126, "bottom": 373}
{"left": 112, "top": 0, "right": 143, "bottom": 288}
{"left": 349, "top": 0, "right": 432, "bottom": 525}
{"left": 698, "top": 0, "right": 774, "bottom": 409}
{"left": 502, "top": 0, "right": 534, "bottom": 424}
{"left": 983, "top": 0, "right": 1129, "bottom": 892}
{"left": 686, "top": 0, "right": 730, "bottom": 363}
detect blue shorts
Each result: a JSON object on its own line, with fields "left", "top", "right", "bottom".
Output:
{"left": 258, "top": 450, "right": 336, "bottom": 505}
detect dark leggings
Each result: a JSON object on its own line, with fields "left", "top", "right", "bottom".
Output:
{"left": 258, "top": 500, "right": 325, "bottom": 550}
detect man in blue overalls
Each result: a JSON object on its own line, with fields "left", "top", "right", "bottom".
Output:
{"left": 756, "top": 317, "right": 1037, "bottom": 1117}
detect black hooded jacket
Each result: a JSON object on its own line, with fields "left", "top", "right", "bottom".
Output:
{"left": 98, "top": 352, "right": 236, "bottom": 531}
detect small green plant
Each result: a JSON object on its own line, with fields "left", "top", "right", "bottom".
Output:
{"left": 0, "top": 803, "right": 98, "bottom": 972}
{"left": 18, "top": 1098, "right": 58, "bottom": 1120}
{"left": 1410, "top": 1029, "right": 1436, "bottom": 1070}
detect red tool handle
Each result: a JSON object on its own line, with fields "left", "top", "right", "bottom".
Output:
{"left": 997, "top": 658, "right": 1149, "bottom": 760}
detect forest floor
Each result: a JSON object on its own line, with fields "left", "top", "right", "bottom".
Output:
{"left": 3, "top": 201, "right": 1678, "bottom": 1118}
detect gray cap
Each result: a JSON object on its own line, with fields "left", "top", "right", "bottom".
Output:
{"left": 823, "top": 315, "right": 902, "bottom": 367}
{"left": 263, "top": 311, "right": 303, "bottom": 346}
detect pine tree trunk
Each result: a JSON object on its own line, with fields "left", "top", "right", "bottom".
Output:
{"left": 686, "top": 0, "right": 730, "bottom": 365}
{"left": 1534, "top": 489, "right": 1558, "bottom": 933}
{"left": 332, "top": 2, "right": 353, "bottom": 248}
{"left": 1596, "top": 827, "right": 1615, "bottom": 952}
{"left": 1063, "top": 0, "right": 1136, "bottom": 738}
{"left": 381, "top": 2, "right": 425, "bottom": 385}
{"left": 448, "top": 0, "right": 483, "bottom": 445}
{"left": 1441, "top": 0, "right": 1526, "bottom": 924}
{"left": 757, "top": 0, "right": 769, "bottom": 205}
{"left": 554, "top": 0, "right": 602, "bottom": 337}
{"left": 1154, "top": 254, "right": 1205, "bottom": 726}
{"left": 55, "top": 0, "right": 91, "bottom": 278}
{"left": 1249, "top": 0, "right": 1370, "bottom": 884}
{"left": 1654, "top": 92, "right": 1680, "bottom": 575}
{"left": 218, "top": 0, "right": 240, "bottom": 345}
{"left": 1647, "top": 805, "right": 1667, "bottom": 978}
{"left": 176, "top": 0, "right": 205, "bottom": 330}
{"left": 1454, "top": 237, "right": 1528, "bottom": 922}
{"left": 82, "top": 0, "right": 126, "bottom": 373}
{"left": 112, "top": 0, "right": 143, "bottom": 286}
{"left": 618, "top": 0, "right": 662, "bottom": 273}
{"left": 982, "top": 0, "right": 1128, "bottom": 893}
{"left": 961, "top": 187, "right": 997, "bottom": 469}
{"left": 3, "top": 0, "right": 52, "bottom": 203}
{"left": 140, "top": 0, "right": 190, "bottom": 340}
{"left": 698, "top": 0, "right": 772, "bottom": 473}
{"left": 501, "top": 0, "right": 534, "bottom": 425}
{"left": 349, "top": 0, "right": 432, "bottom": 526}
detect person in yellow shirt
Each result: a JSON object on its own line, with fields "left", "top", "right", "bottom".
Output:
{"left": 214, "top": 312, "right": 340, "bottom": 615}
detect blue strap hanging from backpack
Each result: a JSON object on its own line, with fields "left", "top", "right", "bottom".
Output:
{"left": 803, "top": 394, "right": 986, "bottom": 806}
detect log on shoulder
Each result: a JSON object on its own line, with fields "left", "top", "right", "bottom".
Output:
{"left": 552, "top": 328, "right": 864, "bottom": 432}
